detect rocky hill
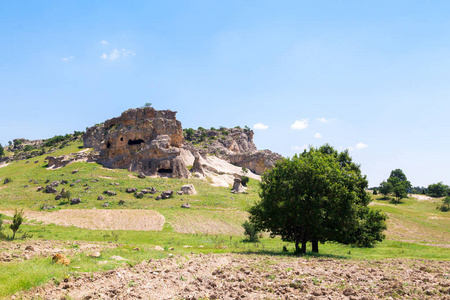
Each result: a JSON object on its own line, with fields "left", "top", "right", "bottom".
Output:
{"left": 83, "top": 107, "right": 281, "bottom": 182}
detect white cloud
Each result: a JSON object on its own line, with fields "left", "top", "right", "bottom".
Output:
{"left": 316, "top": 117, "right": 336, "bottom": 123}
{"left": 291, "top": 119, "right": 309, "bottom": 130}
{"left": 355, "top": 142, "right": 368, "bottom": 150}
{"left": 290, "top": 145, "right": 308, "bottom": 152}
{"left": 314, "top": 133, "right": 322, "bottom": 139}
{"left": 253, "top": 122, "right": 269, "bottom": 130}
{"left": 100, "top": 48, "right": 135, "bottom": 61}
{"left": 61, "top": 56, "right": 74, "bottom": 62}
{"left": 100, "top": 40, "right": 108, "bottom": 45}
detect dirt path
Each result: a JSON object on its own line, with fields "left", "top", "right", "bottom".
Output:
{"left": 16, "top": 253, "right": 450, "bottom": 299}
{"left": 0, "top": 209, "right": 165, "bottom": 231}
{"left": 410, "top": 194, "right": 440, "bottom": 201}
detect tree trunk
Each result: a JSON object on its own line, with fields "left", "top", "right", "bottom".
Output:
{"left": 312, "top": 240, "right": 319, "bottom": 253}
{"left": 300, "top": 230, "right": 307, "bottom": 254}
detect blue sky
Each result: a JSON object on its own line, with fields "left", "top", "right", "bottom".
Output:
{"left": 1, "top": 1, "right": 450, "bottom": 187}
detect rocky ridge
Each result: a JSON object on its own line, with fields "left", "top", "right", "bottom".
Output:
{"left": 83, "top": 108, "right": 282, "bottom": 182}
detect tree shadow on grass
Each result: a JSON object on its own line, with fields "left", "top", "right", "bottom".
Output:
{"left": 235, "top": 249, "right": 349, "bottom": 259}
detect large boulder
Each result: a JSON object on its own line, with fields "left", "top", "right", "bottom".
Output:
{"left": 231, "top": 178, "right": 246, "bottom": 194}
{"left": 180, "top": 184, "right": 196, "bottom": 195}
{"left": 70, "top": 198, "right": 81, "bottom": 205}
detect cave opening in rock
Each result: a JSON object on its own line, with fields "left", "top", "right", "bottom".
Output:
{"left": 107, "top": 141, "right": 111, "bottom": 148}
{"left": 120, "top": 137, "right": 123, "bottom": 141}
{"left": 128, "top": 139, "right": 145, "bottom": 145}
{"left": 158, "top": 168, "right": 173, "bottom": 174}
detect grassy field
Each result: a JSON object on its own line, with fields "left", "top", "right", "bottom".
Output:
{"left": 0, "top": 141, "right": 449, "bottom": 298}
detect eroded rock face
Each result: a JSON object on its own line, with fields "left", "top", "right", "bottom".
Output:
{"left": 228, "top": 150, "right": 283, "bottom": 175}
{"left": 183, "top": 128, "right": 282, "bottom": 175}
{"left": 83, "top": 108, "right": 189, "bottom": 178}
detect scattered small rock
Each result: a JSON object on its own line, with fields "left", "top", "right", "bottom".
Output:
{"left": 70, "top": 198, "right": 81, "bottom": 205}
{"left": 181, "top": 203, "right": 191, "bottom": 209}
{"left": 103, "top": 190, "right": 117, "bottom": 196}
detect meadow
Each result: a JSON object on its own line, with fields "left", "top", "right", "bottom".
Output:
{"left": 0, "top": 140, "right": 448, "bottom": 298}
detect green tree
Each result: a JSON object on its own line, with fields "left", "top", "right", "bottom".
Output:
{"left": 385, "top": 169, "right": 411, "bottom": 203}
{"left": 438, "top": 196, "right": 450, "bottom": 212}
{"left": 0, "top": 144, "right": 4, "bottom": 157}
{"left": 184, "top": 128, "right": 195, "bottom": 141}
{"left": 249, "top": 145, "right": 386, "bottom": 254}
{"left": 142, "top": 102, "right": 152, "bottom": 108}
{"left": 427, "top": 182, "right": 449, "bottom": 197}
{"left": 10, "top": 209, "right": 24, "bottom": 240}
{"left": 379, "top": 181, "right": 393, "bottom": 198}
{"left": 392, "top": 181, "right": 408, "bottom": 204}
{"left": 372, "top": 188, "right": 378, "bottom": 195}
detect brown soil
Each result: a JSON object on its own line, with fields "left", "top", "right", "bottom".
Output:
{"left": 0, "top": 240, "right": 116, "bottom": 264}
{"left": 0, "top": 209, "right": 165, "bottom": 231}
{"left": 16, "top": 253, "right": 450, "bottom": 299}
{"left": 169, "top": 210, "right": 248, "bottom": 235}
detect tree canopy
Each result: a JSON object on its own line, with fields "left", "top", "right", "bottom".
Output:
{"left": 380, "top": 169, "right": 411, "bottom": 203}
{"left": 427, "top": 182, "right": 449, "bottom": 197}
{"left": 248, "top": 145, "right": 386, "bottom": 254}
{"left": 0, "top": 144, "right": 4, "bottom": 157}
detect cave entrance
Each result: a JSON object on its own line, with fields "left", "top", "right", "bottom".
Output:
{"left": 107, "top": 141, "right": 111, "bottom": 148}
{"left": 158, "top": 168, "right": 173, "bottom": 174}
{"left": 128, "top": 139, "right": 145, "bottom": 146}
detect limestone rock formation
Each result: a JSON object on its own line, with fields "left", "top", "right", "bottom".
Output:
{"left": 83, "top": 107, "right": 189, "bottom": 178}
{"left": 231, "top": 178, "right": 246, "bottom": 193}
{"left": 227, "top": 150, "right": 283, "bottom": 175}
{"left": 46, "top": 152, "right": 89, "bottom": 169}
{"left": 180, "top": 184, "right": 196, "bottom": 195}
{"left": 183, "top": 127, "right": 281, "bottom": 175}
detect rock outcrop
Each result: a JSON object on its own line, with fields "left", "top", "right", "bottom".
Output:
{"left": 227, "top": 150, "right": 283, "bottom": 175}
{"left": 46, "top": 152, "right": 90, "bottom": 169}
{"left": 184, "top": 128, "right": 281, "bottom": 175}
{"left": 83, "top": 108, "right": 189, "bottom": 178}
{"left": 82, "top": 107, "right": 282, "bottom": 182}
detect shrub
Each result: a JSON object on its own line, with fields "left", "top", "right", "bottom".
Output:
{"left": 438, "top": 196, "right": 450, "bottom": 212}
{"left": 373, "top": 188, "right": 378, "bottom": 195}
{"left": 10, "top": 209, "right": 24, "bottom": 240}
{"left": 61, "top": 190, "right": 71, "bottom": 200}
{"left": 242, "top": 220, "right": 260, "bottom": 242}
{"left": 241, "top": 176, "right": 249, "bottom": 187}
{"left": 184, "top": 128, "right": 195, "bottom": 141}
{"left": 23, "top": 145, "right": 34, "bottom": 151}
{"left": 0, "top": 214, "right": 5, "bottom": 239}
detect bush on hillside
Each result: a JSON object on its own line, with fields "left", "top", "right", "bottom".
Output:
{"left": 242, "top": 220, "right": 260, "bottom": 242}
{"left": 241, "top": 176, "right": 249, "bottom": 187}
{"left": 437, "top": 196, "right": 450, "bottom": 212}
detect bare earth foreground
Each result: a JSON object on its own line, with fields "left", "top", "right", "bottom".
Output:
{"left": 16, "top": 252, "right": 450, "bottom": 299}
